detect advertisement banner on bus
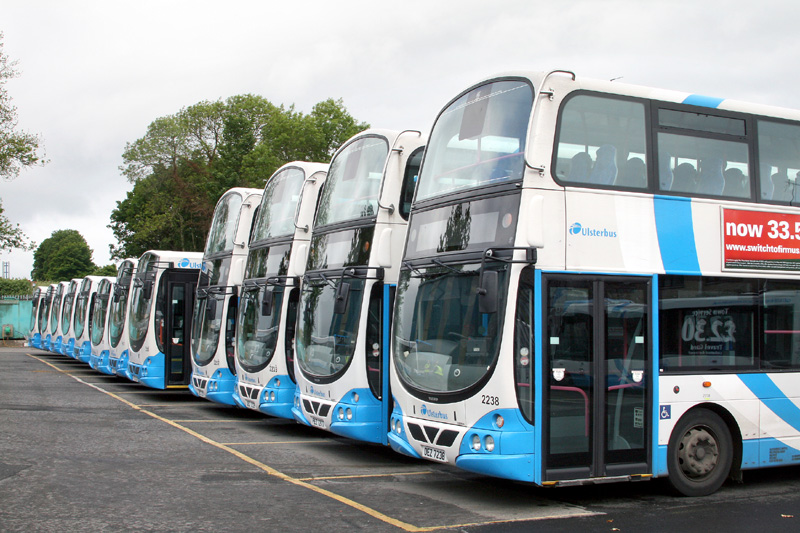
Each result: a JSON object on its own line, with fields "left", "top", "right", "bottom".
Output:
{"left": 723, "top": 208, "right": 800, "bottom": 271}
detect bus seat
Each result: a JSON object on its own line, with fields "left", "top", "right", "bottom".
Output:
{"left": 672, "top": 163, "right": 698, "bottom": 193}
{"left": 615, "top": 157, "right": 646, "bottom": 188}
{"left": 567, "top": 152, "right": 592, "bottom": 182}
{"left": 697, "top": 157, "right": 725, "bottom": 195}
{"left": 588, "top": 144, "right": 617, "bottom": 185}
{"left": 722, "top": 167, "right": 747, "bottom": 197}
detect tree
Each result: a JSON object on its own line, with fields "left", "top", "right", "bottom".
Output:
{"left": 31, "top": 229, "right": 96, "bottom": 282}
{"left": 0, "top": 199, "right": 34, "bottom": 251}
{"left": 110, "top": 95, "right": 368, "bottom": 260}
{"left": 0, "top": 33, "right": 45, "bottom": 252}
{"left": 92, "top": 264, "right": 117, "bottom": 277}
{"left": 0, "top": 32, "right": 46, "bottom": 180}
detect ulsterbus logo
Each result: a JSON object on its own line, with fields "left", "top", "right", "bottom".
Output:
{"left": 420, "top": 404, "right": 448, "bottom": 420}
{"left": 569, "top": 222, "right": 617, "bottom": 238}
{"left": 178, "top": 258, "right": 203, "bottom": 269}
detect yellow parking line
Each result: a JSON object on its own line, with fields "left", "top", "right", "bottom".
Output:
{"left": 222, "top": 440, "right": 330, "bottom": 445}
{"left": 27, "top": 352, "right": 521, "bottom": 532}
{"left": 298, "top": 471, "right": 433, "bottom": 481}
{"left": 170, "top": 419, "right": 264, "bottom": 423}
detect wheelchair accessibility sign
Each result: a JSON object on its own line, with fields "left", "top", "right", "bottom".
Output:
{"left": 659, "top": 405, "right": 671, "bottom": 420}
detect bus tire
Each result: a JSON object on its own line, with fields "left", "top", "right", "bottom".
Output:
{"left": 667, "top": 409, "right": 733, "bottom": 497}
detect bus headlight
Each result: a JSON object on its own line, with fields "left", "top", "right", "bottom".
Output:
{"left": 471, "top": 434, "right": 481, "bottom": 451}
{"left": 338, "top": 407, "right": 344, "bottom": 420}
{"left": 494, "top": 414, "right": 504, "bottom": 429}
{"left": 275, "top": 379, "right": 281, "bottom": 388}
{"left": 346, "top": 408, "right": 353, "bottom": 420}
{"left": 485, "top": 435, "right": 495, "bottom": 452}
{"left": 395, "top": 420, "right": 402, "bottom": 434}
{"left": 353, "top": 392, "right": 359, "bottom": 403}
{"left": 270, "top": 391, "right": 276, "bottom": 402}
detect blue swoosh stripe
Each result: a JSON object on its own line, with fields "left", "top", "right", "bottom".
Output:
{"left": 682, "top": 94, "right": 724, "bottom": 108}
{"left": 654, "top": 196, "right": 701, "bottom": 274}
{"left": 739, "top": 374, "right": 800, "bottom": 434}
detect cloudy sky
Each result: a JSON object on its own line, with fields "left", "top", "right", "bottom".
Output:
{"left": 1, "top": 0, "right": 798, "bottom": 279}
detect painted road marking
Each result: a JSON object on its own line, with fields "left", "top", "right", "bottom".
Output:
{"left": 26, "top": 352, "right": 597, "bottom": 531}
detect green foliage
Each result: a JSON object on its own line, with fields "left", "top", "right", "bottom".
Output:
{"left": 110, "top": 95, "right": 368, "bottom": 260}
{"left": 0, "top": 200, "right": 34, "bottom": 251}
{"left": 0, "top": 32, "right": 47, "bottom": 181}
{"left": 0, "top": 34, "right": 44, "bottom": 252}
{"left": 0, "top": 277, "right": 33, "bottom": 297}
{"left": 92, "top": 264, "right": 117, "bottom": 277}
{"left": 31, "top": 229, "right": 96, "bottom": 282}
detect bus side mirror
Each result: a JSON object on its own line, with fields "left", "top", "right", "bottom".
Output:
{"left": 478, "top": 271, "right": 498, "bottom": 314}
{"left": 334, "top": 281, "right": 350, "bottom": 315}
{"left": 207, "top": 297, "right": 217, "bottom": 316}
{"left": 261, "top": 289, "right": 274, "bottom": 317}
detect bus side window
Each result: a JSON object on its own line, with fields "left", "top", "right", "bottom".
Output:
{"left": 554, "top": 94, "right": 648, "bottom": 190}
{"left": 762, "top": 280, "right": 800, "bottom": 370}
{"left": 758, "top": 120, "right": 800, "bottom": 204}
{"left": 514, "top": 267, "right": 535, "bottom": 424}
{"left": 400, "top": 147, "right": 425, "bottom": 220}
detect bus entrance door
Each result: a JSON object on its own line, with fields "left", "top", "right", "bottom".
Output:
{"left": 542, "top": 275, "right": 650, "bottom": 483}
{"left": 165, "top": 272, "right": 197, "bottom": 387}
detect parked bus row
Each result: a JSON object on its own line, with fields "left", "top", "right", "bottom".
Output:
{"left": 25, "top": 70, "right": 800, "bottom": 497}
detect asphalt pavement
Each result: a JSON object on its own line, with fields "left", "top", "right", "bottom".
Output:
{"left": 2, "top": 346, "right": 800, "bottom": 532}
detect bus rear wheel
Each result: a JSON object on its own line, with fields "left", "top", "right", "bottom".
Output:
{"left": 667, "top": 409, "right": 733, "bottom": 497}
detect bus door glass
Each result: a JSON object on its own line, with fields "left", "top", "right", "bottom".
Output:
{"left": 166, "top": 272, "right": 197, "bottom": 386}
{"left": 543, "top": 275, "right": 650, "bottom": 481}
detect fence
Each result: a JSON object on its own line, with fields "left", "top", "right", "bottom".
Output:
{"left": 0, "top": 299, "right": 32, "bottom": 339}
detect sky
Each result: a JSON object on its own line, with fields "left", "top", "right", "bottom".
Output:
{"left": 2, "top": 0, "right": 800, "bottom": 279}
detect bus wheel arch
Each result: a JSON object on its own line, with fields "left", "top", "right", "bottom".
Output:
{"left": 666, "top": 406, "right": 737, "bottom": 496}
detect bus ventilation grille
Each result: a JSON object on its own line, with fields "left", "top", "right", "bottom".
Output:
{"left": 406, "top": 422, "right": 459, "bottom": 447}
{"left": 303, "top": 399, "right": 331, "bottom": 418}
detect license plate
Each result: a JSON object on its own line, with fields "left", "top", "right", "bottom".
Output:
{"left": 245, "top": 399, "right": 256, "bottom": 409}
{"left": 422, "top": 446, "right": 446, "bottom": 462}
{"left": 197, "top": 388, "right": 207, "bottom": 398}
{"left": 310, "top": 416, "right": 326, "bottom": 428}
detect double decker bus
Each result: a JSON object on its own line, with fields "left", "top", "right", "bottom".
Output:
{"left": 389, "top": 70, "right": 800, "bottom": 496}
{"left": 127, "top": 251, "right": 202, "bottom": 389}
{"left": 39, "top": 284, "right": 56, "bottom": 351}
{"left": 189, "top": 188, "right": 262, "bottom": 405}
{"left": 27, "top": 287, "right": 43, "bottom": 349}
{"left": 88, "top": 278, "right": 115, "bottom": 374}
{"left": 59, "top": 279, "right": 81, "bottom": 356}
{"left": 292, "top": 129, "right": 426, "bottom": 444}
{"left": 48, "top": 281, "right": 69, "bottom": 353}
{"left": 71, "top": 277, "right": 110, "bottom": 362}
{"left": 234, "top": 162, "right": 328, "bottom": 418}
{"left": 108, "top": 260, "right": 137, "bottom": 378}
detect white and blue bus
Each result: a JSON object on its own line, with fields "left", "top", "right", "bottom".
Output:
{"left": 71, "top": 277, "right": 108, "bottom": 361}
{"left": 39, "top": 284, "right": 56, "bottom": 350}
{"left": 234, "top": 162, "right": 328, "bottom": 418}
{"left": 48, "top": 281, "right": 70, "bottom": 353}
{"left": 292, "top": 129, "right": 426, "bottom": 444}
{"left": 388, "top": 70, "right": 800, "bottom": 496}
{"left": 189, "top": 188, "right": 262, "bottom": 405}
{"left": 108, "top": 260, "right": 137, "bottom": 378}
{"left": 27, "top": 287, "right": 43, "bottom": 349}
{"left": 88, "top": 278, "right": 116, "bottom": 375}
{"left": 127, "top": 251, "right": 203, "bottom": 389}
{"left": 59, "top": 279, "right": 82, "bottom": 356}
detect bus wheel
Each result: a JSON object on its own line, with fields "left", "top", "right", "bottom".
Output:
{"left": 667, "top": 409, "right": 733, "bottom": 497}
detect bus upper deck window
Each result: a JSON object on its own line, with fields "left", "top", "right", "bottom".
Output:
{"left": 555, "top": 94, "right": 648, "bottom": 191}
